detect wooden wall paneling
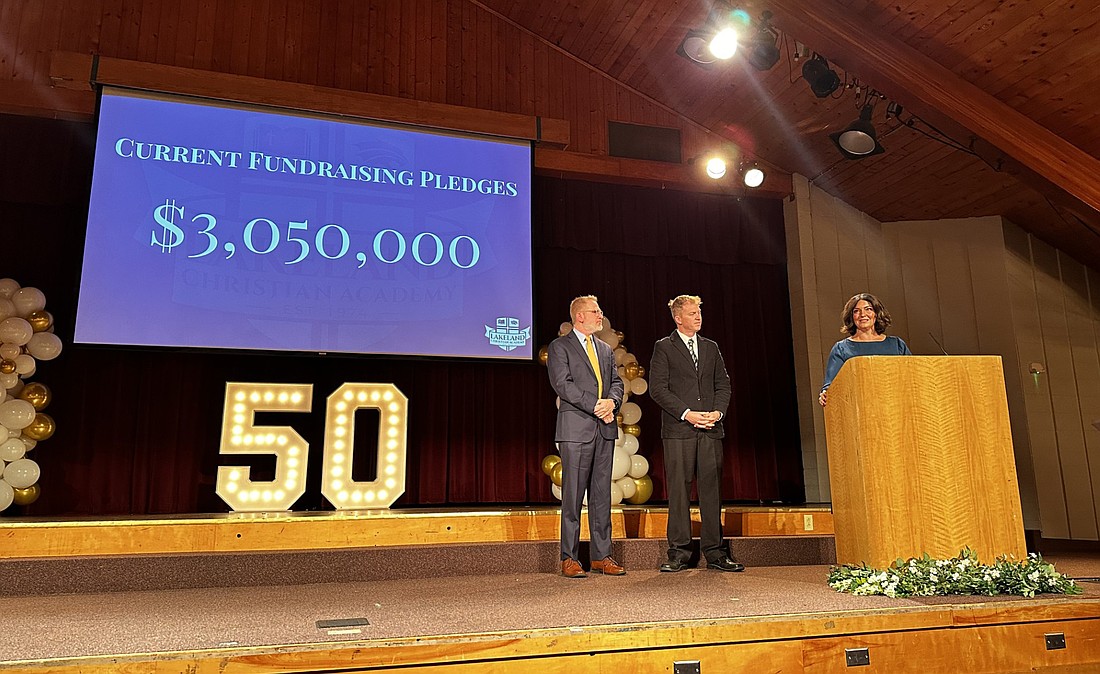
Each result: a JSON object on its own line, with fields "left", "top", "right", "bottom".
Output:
{"left": 281, "top": 0, "right": 302, "bottom": 82}
{"left": 895, "top": 229, "right": 941, "bottom": 356}
{"left": 1032, "top": 237, "right": 1083, "bottom": 538}
{"left": 475, "top": 6, "right": 492, "bottom": 110}
{"left": 1004, "top": 228, "right": 1070, "bottom": 537}
{"left": 1062, "top": 257, "right": 1100, "bottom": 536}
{"left": 11, "top": 0, "right": 41, "bottom": 82}
{"left": 931, "top": 231, "right": 980, "bottom": 355}
{"left": 1087, "top": 266, "right": 1100, "bottom": 529}
{"left": 0, "top": 1, "right": 25, "bottom": 79}
{"left": 977, "top": 0, "right": 1100, "bottom": 95}
{"left": 193, "top": 0, "right": 218, "bottom": 72}
{"left": 262, "top": 0, "right": 285, "bottom": 81}
{"left": 155, "top": 0, "right": 180, "bottom": 66}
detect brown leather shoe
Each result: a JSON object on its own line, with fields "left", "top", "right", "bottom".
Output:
{"left": 561, "top": 558, "right": 587, "bottom": 578}
{"left": 590, "top": 556, "right": 626, "bottom": 575}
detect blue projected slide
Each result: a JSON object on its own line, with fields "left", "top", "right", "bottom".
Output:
{"left": 75, "top": 88, "right": 533, "bottom": 359}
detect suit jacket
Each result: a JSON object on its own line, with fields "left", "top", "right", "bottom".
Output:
{"left": 547, "top": 332, "right": 624, "bottom": 443}
{"left": 649, "top": 331, "right": 731, "bottom": 440}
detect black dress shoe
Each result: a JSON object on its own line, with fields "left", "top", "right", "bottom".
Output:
{"left": 706, "top": 556, "right": 745, "bottom": 572}
{"left": 659, "top": 559, "right": 690, "bottom": 572}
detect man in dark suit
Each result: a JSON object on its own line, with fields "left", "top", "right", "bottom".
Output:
{"left": 547, "top": 295, "right": 626, "bottom": 578}
{"left": 649, "top": 295, "right": 743, "bottom": 572}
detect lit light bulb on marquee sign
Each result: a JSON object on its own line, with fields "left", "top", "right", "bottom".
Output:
{"left": 216, "top": 382, "right": 408, "bottom": 512}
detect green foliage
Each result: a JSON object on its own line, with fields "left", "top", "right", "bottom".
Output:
{"left": 828, "top": 548, "right": 1083, "bottom": 598}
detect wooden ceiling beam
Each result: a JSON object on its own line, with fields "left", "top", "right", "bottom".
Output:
{"left": 762, "top": 0, "right": 1100, "bottom": 223}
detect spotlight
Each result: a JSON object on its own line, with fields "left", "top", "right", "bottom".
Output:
{"left": 742, "top": 164, "right": 765, "bottom": 188}
{"left": 709, "top": 27, "right": 738, "bottom": 60}
{"left": 705, "top": 157, "right": 727, "bottom": 179}
{"left": 829, "top": 104, "right": 885, "bottom": 159}
{"left": 746, "top": 11, "right": 780, "bottom": 71}
{"left": 678, "top": 29, "right": 719, "bottom": 65}
{"left": 802, "top": 55, "right": 840, "bottom": 98}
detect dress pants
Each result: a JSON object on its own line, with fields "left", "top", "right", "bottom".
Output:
{"left": 559, "top": 436, "right": 614, "bottom": 562}
{"left": 663, "top": 434, "right": 724, "bottom": 563}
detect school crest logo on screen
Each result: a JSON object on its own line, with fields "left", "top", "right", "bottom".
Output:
{"left": 484, "top": 316, "right": 531, "bottom": 351}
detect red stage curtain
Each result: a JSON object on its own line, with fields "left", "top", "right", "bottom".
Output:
{"left": 2, "top": 114, "right": 803, "bottom": 515}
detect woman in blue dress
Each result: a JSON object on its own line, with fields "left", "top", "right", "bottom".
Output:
{"left": 818, "top": 293, "right": 911, "bottom": 406}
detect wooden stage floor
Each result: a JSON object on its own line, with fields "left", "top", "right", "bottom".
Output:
{"left": 2, "top": 507, "right": 1099, "bottom": 673}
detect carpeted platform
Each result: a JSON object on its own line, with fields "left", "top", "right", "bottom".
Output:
{"left": 0, "top": 536, "right": 836, "bottom": 596}
{"left": 2, "top": 563, "right": 1097, "bottom": 664}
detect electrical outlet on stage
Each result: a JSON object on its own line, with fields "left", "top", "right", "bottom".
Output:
{"left": 216, "top": 382, "right": 408, "bottom": 512}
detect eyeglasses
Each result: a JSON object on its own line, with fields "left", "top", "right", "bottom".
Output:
{"left": 579, "top": 309, "right": 604, "bottom": 316}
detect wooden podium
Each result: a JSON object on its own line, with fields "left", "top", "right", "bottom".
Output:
{"left": 823, "top": 356, "right": 1027, "bottom": 568}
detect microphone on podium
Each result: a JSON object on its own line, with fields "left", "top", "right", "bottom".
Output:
{"left": 928, "top": 331, "right": 949, "bottom": 356}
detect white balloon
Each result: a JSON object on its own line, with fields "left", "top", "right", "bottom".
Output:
{"left": 555, "top": 396, "right": 561, "bottom": 410}
{"left": 3, "top": 458, "right": 39, "bottom": 489}
{"left": 558, "top": 321, "right": 573, "bottom": 337}
{"left": 0, "top": 425, "right": 7, "bottom": 443}
{"left": 611, "top": 447, "right": 630, "bottom": 480}
{"left": 614, "top": 347, "right": 627, "bottom": 365}
{"left": 616, "top": 476, "right": 637, "bottom": 499}
{"left": 0, "top": 399, "right": 36, "bottom": 430}
{"left": 630, "top": 377, "right": 648, "bottom": 395}
{"left": 2, "top": 375, "right": 22, "bottom": 394}
{"left": 622, "top": 352, "right": 638, "bottom": 365}
{"left": 551, "top": 483, "right": 562, "bottom": 500}
{"left": 610, "top": 481, "right": 623, "bottom": 505}
{"left": 0, "top": 317, "right": 32, "bottom": 345}
{"left": 621, "top": 433, "right": 640, "bottom": 455}
{"left": 604, "top": 333, "right": 621, "bottom": 349}
{"left": 0, "top": 342, "right": 20, "bottom": 360}
{"left": 0, "top": 480, "right": 13, "bottom": 511}
{"left": 0, "top": 279, "right": 18, "bottom": 299}
{"left": 26, "top": 332, "right": 62, "bottom": 361}
{"left": 621, "top": 402, "right": 642, "bottom": 425}
{"left": 628, "top": 454, "right": 650, "bottom": 479}
{"left": 13, "top": 354, "right": 35, "bottom": 375}
{"left": 0, "top": 299, "right": 14, "bottom": 321}
{"left": 0, "top": 437, "right": 25, "bottom": 462}
{"left": 18, "top": 434, "right": 35, "bottom": 450}
{"left": 11, "top": 287, "right": 46, "bottom": 317}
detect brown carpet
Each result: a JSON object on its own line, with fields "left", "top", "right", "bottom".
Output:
{"left": 2, "top": 563, "right": 1097, "bottom": 664}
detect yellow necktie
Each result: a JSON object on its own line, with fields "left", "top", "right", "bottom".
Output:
{"left": 586, "top": 336, "right": 603, "bottom": 398}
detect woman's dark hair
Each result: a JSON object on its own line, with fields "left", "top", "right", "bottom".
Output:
{"left": 840, "top": 293, "right": 892, "bottom": 336}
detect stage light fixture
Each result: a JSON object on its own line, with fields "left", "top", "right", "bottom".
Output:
{"left": 746, "top": 11, "right": 780, "bottom": 71}
{"left": 742, "top": 164, "right": 766, "bottom": 188}
{"left": 677, "top": 28, "right": 719, "bottom": 65}
{"left": 829, "top": 104, "right": 885, "bottom": 159}
{"left": 802, "top": 55, "right": 840, "bottom": 98}
{"left": 709, "top": 27, "right": 739, "bottom": 60}
{"left": 705, "top": 157, "right": 728, "bottom": 179}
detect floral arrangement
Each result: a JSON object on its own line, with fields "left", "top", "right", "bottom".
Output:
{"left": 828, "top": 548, "right": 1082, "bottom": 598}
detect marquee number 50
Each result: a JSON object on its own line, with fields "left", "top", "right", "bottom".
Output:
{"left": 215, "top": 382, "right": 408, "bottom": 513}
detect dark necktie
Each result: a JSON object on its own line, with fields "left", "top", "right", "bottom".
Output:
{"left": 687, "top": 338, "right": 698, "bottom": 369}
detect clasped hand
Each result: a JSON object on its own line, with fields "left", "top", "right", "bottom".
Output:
{"left": 593, "top": 398, "right": 616, "bottom": 423}
{"left": 686, "top": 410, "right": 720, "bottom": 429}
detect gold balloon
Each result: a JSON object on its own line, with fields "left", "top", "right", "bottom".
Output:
{"left": 27, "top": 310, "right": 54, "bottom": 332}
{"left": 538, "top": 346, "right": 549, "bottom": 366}
{"left": 616, "top": 413, "right": 624, "bottom": 426}
{"left": 551, "top": 461, "right": 564, "bottom": 487}
{"left": 635, "top": 365, "right": 646, "bottom": 379}
{"left": 17, "top": 382, "right": 52, "bottom": 411}
{"left": 0, "top": 360, "right": 15, "bottom": 375}
{"left": 626, "top": 475, "right": 653, "bottom": 504}
{"left": 541, "top": 453, "right": 561, "bottom": 476}
{"left": 623, "top": 362, "right": 640, "bottom": 380}
{"left": 623, "top": 423, "right": 641, "bottom": 437}
{"left": 12, "top": 484, "right": 40, "bottom": 506}
{"left": 22, "top": 413, "right": 55, "bottom": 441}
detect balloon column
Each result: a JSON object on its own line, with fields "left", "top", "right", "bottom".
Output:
{"left": 0, "top": 278, "right": 62, "bottom": 511}
{"left": 539, "top": 315, "right": 654, "bottom": 505}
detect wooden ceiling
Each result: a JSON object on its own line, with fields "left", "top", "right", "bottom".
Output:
{"left": 479, "top": 0, "right": 1100, "bottom": 267}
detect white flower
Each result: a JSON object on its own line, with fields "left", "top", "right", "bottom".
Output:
{"left": 1028, "top": 571, "right": 1040, "bottom": 582}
